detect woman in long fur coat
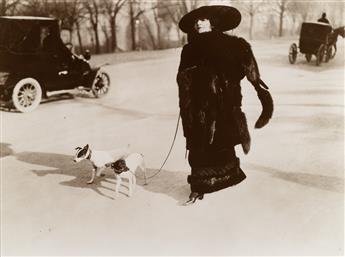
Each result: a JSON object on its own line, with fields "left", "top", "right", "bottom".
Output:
{"left": 177, "top": 5, "right": 273, "bottom": 205}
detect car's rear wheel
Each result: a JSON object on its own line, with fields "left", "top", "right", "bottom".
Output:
{"left": 12, "top": 78, "right": 42, "bottom": 112}
{"left": 92, "top": 71, "right": 110, "bottom": 98}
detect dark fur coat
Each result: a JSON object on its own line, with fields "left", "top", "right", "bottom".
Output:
{"left": 177, "top": 31, "right": 265, "bottom": 154}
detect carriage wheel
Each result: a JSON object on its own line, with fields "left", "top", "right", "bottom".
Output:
{"left": 325, "top": 46, "right": 332, "bottom": 62}
{"left": 305, "top": 54, "right": 312, "bottom": 62}
{"left": 316, "top": 44, "right": 326, "bottom": 66}
{"left": 288, "top": 43, "right": 298, "bottom": 64}
{"left": 327, "top": 44, "right": 337, "bottom": 60}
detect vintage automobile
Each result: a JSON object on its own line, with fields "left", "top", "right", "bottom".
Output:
{"left": 0, "top": 16, "right": 110, "bottom": 112}
{"left": 288, "top": 22, "right": 333, "bottom": 66}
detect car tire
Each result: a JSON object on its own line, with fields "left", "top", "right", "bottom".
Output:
{"left": 12, "top": 78, "right": 42, "bottom": 112}
{"left": 92, "top": 71, "right": 110, "bottom": 98}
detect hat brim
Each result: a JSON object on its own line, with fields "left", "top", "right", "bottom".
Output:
{"left": 179, "top": 5, "right": 241, "bottom": 33}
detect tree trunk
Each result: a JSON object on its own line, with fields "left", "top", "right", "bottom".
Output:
{"left": 93, "top": 24, "right": 100, "bottom": 54}
{"left": 102, "top": 24, "right": 110, "bottom": 53}
{"left": 143, "top": 18, "right": 156, "bottom": 49}
{"left": 154, "top": 12, "right": 161, "bottom": 49}
{"left": 76, "top": 20, "right": 84, "bottom": 53}
{"left": 279, "top": 11, "right": 284, "bottom": 37}
{"left": 129, "top": 1, "right": 136, "bottom": 51}
{"left": 0, "top": 0, "right": 5, "bottom": 16}
{"left": 249, "top": 13, "right": 254, "bottom": 40}
{"left": 110, "top": 16, "right": 117, "bottom": 52}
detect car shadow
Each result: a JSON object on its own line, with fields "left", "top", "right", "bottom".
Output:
{"left": 1, "top": 142, "right": 14, "bottom": 158}
{"left": 0, "top": 93, "right": 75, "bottom": 113}
{"left": 14, "top": 151, "right": 190, "bottom": 203}
{"left": 247, "top": 163, "right": 344, "bottom": 194}
{"left": 40, "top": 92, "right": 75, "bottom": 105}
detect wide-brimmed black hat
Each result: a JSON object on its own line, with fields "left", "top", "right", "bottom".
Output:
{"left": 179, "top": 5, "right": 241, "bottom": 33}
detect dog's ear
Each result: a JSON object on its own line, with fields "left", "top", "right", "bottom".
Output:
{"left": 75, "top": 147, "right": 82, "bottom": 151}
{"left": 85, "top": 144, "right": 89, "bottom": 150}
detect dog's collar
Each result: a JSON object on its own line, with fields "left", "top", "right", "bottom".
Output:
{"left": 86, "top": 149, "right": 92, "bottom": 160}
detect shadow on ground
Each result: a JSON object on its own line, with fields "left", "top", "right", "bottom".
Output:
{"left": 16, "top": 151, "right": 120, "bottom": 200}
{"left": 0, "top": 93, "right": 75, "bottom": 113}
{"left": 1, "top": 143, "right": 14, "bottom": 158}
{"left": 14, "top": 151, "right": 189, "bottom": 203}
{"left": 247, "top": 163, "right": 344, "bottom": 194}
{"left": 141, "top": 168, "right": 190, "bottom": 205}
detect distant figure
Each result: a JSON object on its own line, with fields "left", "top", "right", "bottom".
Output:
{"left": 41, "top": 26, "right": 72, "bottom": 60}
{"left": 318, "top": 13, "right": 330, "bottom": 24}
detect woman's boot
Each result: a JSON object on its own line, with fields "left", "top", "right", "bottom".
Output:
{"left": 184, "top": 192, "right": 204, "bottom": 205}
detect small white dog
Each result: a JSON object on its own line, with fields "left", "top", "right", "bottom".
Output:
{"left": 108, "top": 153, "right": 147, "bottom": 197}
{"left": 73, "top": 144, "right": 130, "bottom": 184}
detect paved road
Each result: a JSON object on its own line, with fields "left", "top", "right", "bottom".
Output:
{"left": 1, "top": 40, "right": 344, "bottom": 255}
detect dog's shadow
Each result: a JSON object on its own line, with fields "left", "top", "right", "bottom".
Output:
{"left": 15, "top": 151, "right": 124, "bottom": 200}
{"left": 15, "top": 151, "right": 190, "bottom": 203}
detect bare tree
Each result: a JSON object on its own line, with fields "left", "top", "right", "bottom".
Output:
{"left": 0, "top": 0, "right": 20, "bottom": 16}
{"left": 19, "top": 0, "right": 51, "bottom": 16}
{"left": 128, "top": 0, "right": 158, "bottom": 50}
{"left": 142, "top": 14, "right": 157, "bottom": 49}
{"left": 276, "top": 0, "right": 290, "bottom": 37}
{"left": 236, "top": 0, "right": 263, "bottom": 40}
{"left": 161, "top": 0, "right": 204, "bottom": 44}
{"left": 128, "top": 0, "right": 144, "bottom": 50}
{"left": 101, "top": 21, "right": 110, "bottom": 52}
{"left": 84, "top": 0, "right": 101, "bottom": 54}
{"left": 286, "top": 1, "right": 312, "bottom": 35}
{"left": 101, "top": 0, "right": 127, "bottom": 52}
{"left": 49, "top": 0, "right": 85, "bottom": 42}
{"left": 75, "top": 18, "right": 85, "bottom": 53}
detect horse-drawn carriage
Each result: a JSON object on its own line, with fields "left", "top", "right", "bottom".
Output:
{"left": 0, "top": 16, "right": 110, "bottom": 112}
{"left": 288, "top": 22, "right": 344, "bottom": 66}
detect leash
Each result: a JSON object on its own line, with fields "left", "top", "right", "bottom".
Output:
{"left": 136, "top": 114, "right": 181, "bottom": 182}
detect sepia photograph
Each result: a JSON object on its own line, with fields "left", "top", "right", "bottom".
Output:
{"left": 0, "top": 0, "right": 344, "bottom": 255}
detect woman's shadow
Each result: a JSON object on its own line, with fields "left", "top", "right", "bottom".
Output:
{"left": 1, "top": 143, "right": 14, "bottom": 158}
{"left": 139, "top": 168, "right": 190, "bottom": 205}
{"left": 247, "top": 163, "right": 344, "bottom": 194}
{"left": 15, "top": 151, "right": 190, "bottom": 203}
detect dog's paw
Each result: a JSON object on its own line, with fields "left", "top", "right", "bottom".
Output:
{"left": 87, "top": 180, "right": 94, "bottom": 184}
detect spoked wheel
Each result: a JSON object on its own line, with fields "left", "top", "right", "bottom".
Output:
{"left": 326, "top": 44, "right": 336, "bottom": 61}
{"left": 305, "top": 53, "right": 312, "bottom": 62}
{"left": 316, "top": 44, "right": 326, "bottom": 66}
{"left": 91, "top": 71, "right": 110, "bottom": 98}
{"left": 288, "top": 43, "right": 298, "bottom": 64}
{"left": 12, "top": 78, "right": 42, "bottom": 112}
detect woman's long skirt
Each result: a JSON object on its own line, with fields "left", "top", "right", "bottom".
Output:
{"left": 187, "top": 148, "right": 246, "bottom": 194}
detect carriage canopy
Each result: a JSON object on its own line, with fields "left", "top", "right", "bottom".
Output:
{"left": 299, "top": 22, "right": 332, "bottom": 54}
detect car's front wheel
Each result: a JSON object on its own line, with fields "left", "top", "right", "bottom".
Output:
{"left": 91, "top": 71, "right": 110, "bottom": 98}
{"left": 12, "top": 78, "right": 42, "bottom": 112}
